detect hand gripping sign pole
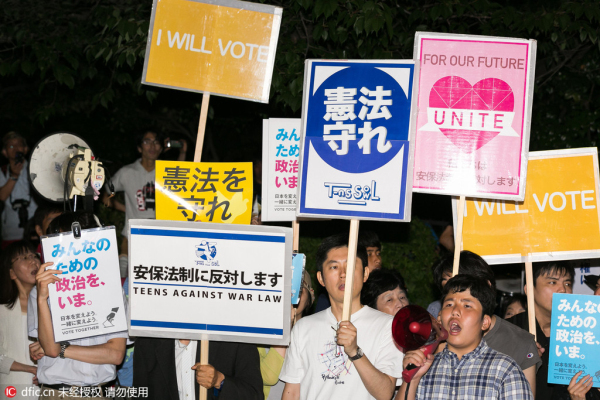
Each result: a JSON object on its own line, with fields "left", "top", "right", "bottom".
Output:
{"left": 342, "top": 219, "right": 360, "bottom": 321}
{"left": 452, "top": 196, "right": 466, "bottom": 276}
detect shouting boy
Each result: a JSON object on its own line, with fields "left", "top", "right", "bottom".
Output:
{"left": 398, "top": 275, "right": 532, "bottom": 400}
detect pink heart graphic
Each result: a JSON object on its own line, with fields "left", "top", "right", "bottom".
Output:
{"left": 429, "top": 76, "right": 514, "bottom": 153}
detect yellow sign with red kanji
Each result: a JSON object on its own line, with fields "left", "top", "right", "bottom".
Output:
{"left": 155, "top": 161, "right": 253, "bottom": 224}
{"left": 458, "top": 148, "right": 600, "bottom": 264}
{"left": 142, "top": 0, "right": 282, "bottom": 103}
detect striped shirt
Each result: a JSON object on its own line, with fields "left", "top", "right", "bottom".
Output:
{"left": 416, "top": 339, "right": 533, "bottom": 400}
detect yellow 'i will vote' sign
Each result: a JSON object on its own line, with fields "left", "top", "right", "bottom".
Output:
{"left": 142, "top": 0, "right": 282, "bottom": 103}
{"left": 454, "top": 148, "right": 600, "bottom": 264}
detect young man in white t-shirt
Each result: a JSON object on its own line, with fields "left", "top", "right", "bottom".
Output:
{"left": 280, "top": 234, "right": 404, "bottom": 400}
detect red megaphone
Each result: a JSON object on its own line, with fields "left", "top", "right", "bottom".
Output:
{"left": 391, "top": 304, "right": 448, "bottom": 383}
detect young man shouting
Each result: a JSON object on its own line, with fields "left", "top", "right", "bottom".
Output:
{"left": 280, "top": 234, "right": 404, "bottom": 400}
{"left": 398, "top": 275, "right": 532, "bottom": 400}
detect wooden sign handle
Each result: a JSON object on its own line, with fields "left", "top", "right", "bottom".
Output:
{"left": 342, "top": 219, "right": 360, "bottom": 321}
{"left": 292, "top": 220, "right": 300, "bottom": 252}
{"left": 525, "top": 260, "right": 537, "bottom": 340}
{"left": 194, "top": 91, "right": 211, "bottom": 400}
{"left": 194, "top": 92, "right": 211, "bottom": 163}
{"left": 452, "top": 196, "right": 465, "bottom": 276}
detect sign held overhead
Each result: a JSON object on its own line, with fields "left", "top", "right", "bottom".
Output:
{"left": 143, "top": 0, "right": 282, "bottom": 103}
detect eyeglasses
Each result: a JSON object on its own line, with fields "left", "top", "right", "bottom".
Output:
{"left": 142, "top": 139, "right": 161, "bottom": 146}
{"left": 12, "top": 252, "right": 40, "bottom": 264}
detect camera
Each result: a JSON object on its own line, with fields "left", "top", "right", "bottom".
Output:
{"left": 165, "top": 139, "right": 183, "bottom": 149}
{"left": 11, "top": 198, "right": 30, "bottom": 228}
{"left": 15, "top": 151, "right": 24, "bottom": 164}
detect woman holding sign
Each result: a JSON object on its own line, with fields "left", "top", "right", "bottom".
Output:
{"left": 0, "top": 241, "right": 39, "bottom": 393}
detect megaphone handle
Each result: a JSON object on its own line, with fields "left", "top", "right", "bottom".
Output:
{"left": 401, "top": 341, "right": 439, "bottom": 383}
{"left": 402, "top": 364, "right": 420, "bottom": 382}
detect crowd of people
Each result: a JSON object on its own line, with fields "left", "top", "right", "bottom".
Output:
{"left": 1, "top": 130, "right": 600, "bottom": 400}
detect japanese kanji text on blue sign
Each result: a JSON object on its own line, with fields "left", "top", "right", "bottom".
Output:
{"left": 297, "top": 60, "right": 418, "bottom": 221}
{"left": 42, "top": 227, "right": 127, "bottom": 342}
{"left": 548, "top": 293, "right": 600, "bottom": 388}
{"left": 128, "top": 220, "right": 292, "bottom": 345}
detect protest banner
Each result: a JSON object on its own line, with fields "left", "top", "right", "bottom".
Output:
{"left": 291, "top": 253, "right": 305, "bottom": 305}
{"left": 154, "top": 160, "right": 253, "bottom": 224}
{"left": 42, "top": 227, "right": 126, "bottom": 342}
{"left": 548, "top": 293, "right": 600, "bottom": 388}
{"left": 455, "top": 148, "right": 600, "bottom": 264}
{"left": 142, "top": 0, "right": 282, "bottom": 103}
{"left": 128, "top": 219, "right": 292, "bottom": 345}
{"left": 262, "top": 118, "right": 301, "bottom": 222}
{"left": 297, "top": 60, "right": 418, "bottom": 222}
{"left": 413, "top": 32, "right": 536, "bottom": 201}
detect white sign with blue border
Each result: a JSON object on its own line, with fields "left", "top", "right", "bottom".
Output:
{"left": 548, "top": 293, "right": 600, "bottom": 388}
{"left": 297, "top": 60, "right": 418, "bottom": 221}
{"left": 128, "top": 219, "right": 292, "bottom": 345}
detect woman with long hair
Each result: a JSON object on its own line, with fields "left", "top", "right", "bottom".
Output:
{"left": 0, "top": 241, "right": 39, "bottom": 393}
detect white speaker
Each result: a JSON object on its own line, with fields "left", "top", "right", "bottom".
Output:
{"left": 28, "top": 132, "right": 95, "bottom": 202}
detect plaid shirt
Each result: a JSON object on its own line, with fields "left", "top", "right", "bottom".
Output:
{"left": 416, "top": 339, "right": 533, "bottom": 400}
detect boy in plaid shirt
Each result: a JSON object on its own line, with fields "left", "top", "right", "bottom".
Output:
{"left": 397, "top": 275, "right": 532, "bottom": 400}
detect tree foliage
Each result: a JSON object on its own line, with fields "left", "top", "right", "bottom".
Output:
{"left": 1, "top": 0, "right": 599, "bottom": 154}
{"left": 268, "top": 0, "right": 600, "bottom": 150}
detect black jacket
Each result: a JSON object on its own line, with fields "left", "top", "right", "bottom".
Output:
{"left": 132, "top": 337, "right": 263, "bottom": 400}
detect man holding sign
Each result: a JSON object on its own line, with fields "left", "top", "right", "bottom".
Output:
{"left": 509, "top": 261, "right": 575, "bottom": 399}
{"left": 280, "top": 234, "right": 404, "bottom": 400}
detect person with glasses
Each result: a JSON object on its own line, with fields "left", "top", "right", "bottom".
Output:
{"left": 101, "top": 130, "right": 186, "bottom": 277}
{"left": 0, "top": 132, "right": 38, "bottom": 249}
{"left": 0, "top": 241, "right": 40, "bottom": 397}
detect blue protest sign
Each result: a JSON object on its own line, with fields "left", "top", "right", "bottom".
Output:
{"left": 297, "top": 60, "right": 417, "bottom": 221}
{"left": 548, "top": 293, "right": 600, "bottom": 387}
{"left": 291, "top": 253, "right": 305, "bottom": 305}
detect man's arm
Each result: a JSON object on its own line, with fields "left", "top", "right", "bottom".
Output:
{"left": 101, "top": 191, "right": 125, "bottom": 212}
{"left": 62, "top": 338, "right": 126, "bottom": 365}
{"left": 0, "top": 177, "right": 17, "bottom": 201}
{"left": 36, "top": 265, "right": 126, "bottom": 365}
{"left": 337, "top": 321, "right": 395, "bottom": 400}
{"left": 499, "top": 364, "right": 533, "bottom": 400}
{"left": 523, "top": 365, "right": 536, "bottom": 397}
{"left": 282, "top": 382, "right": 300, "bottom": 400}
{"left": 36, "top": 265, "right": 62, "bottom": 357}
{"left": 394, "top": 349, "right": 432, "bottom": 400}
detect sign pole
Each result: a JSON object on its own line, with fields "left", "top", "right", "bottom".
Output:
{"left": 292, "top": 220, "right": 300, "bottom": 252}
{"left": 452, "top": 196, "right": 465, "bottom": 276}
{"left": 195, "top": 91, "right": 210, "bottom": 400}
{"left": 194, "top": 93, "right": 211, "bottom": 163}
{"left": 342, "top": 219, "right": 360, "bottom": 321}
{"left": 525, "top": 259, "right": 537, "bottom": 339}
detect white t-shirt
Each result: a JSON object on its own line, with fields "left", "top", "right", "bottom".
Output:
{"left": 0, "top": 161, "right": 37, "bottom": 241}
{"left": 279, "top": 306, "right": 404, "bottom": 400}
{"left": 110, "top": 159, "right": 156, "bottom": 234}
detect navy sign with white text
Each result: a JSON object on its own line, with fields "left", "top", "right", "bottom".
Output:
{"left": 297, "top": 60, "right": 418, "bottom": 221}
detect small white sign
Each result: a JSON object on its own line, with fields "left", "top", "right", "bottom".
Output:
{"left": 262, "top": 118, "right": 301, "bottom": 221}
{"left": 42, "top": 227, "right": 126, "bottom": 341}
